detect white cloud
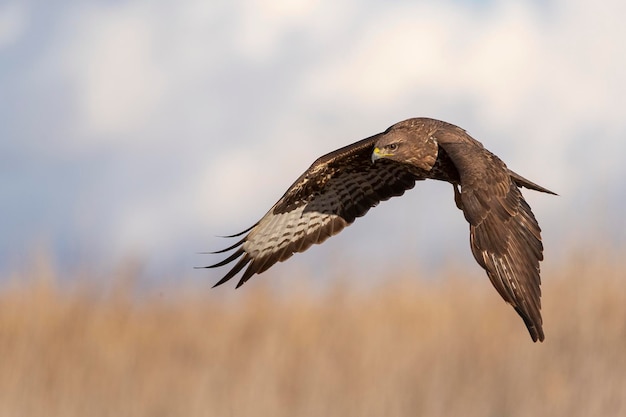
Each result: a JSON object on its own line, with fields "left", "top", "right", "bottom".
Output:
{"left": 300, "top": 2, "right": 554, "bottom": 129}
{"left": 57, "top": 3, "right": 167, "bottom": 138}
{"left": 234, "top": 0, "right": 352, "bottom": 63}
{"left": 235, "top": 0, "right": 313, "bottom": 61}
{"left": 0, "top": 2, "right": 26, "bottom": 49}
{"left": 5, "top": 0, "right": 626, "bottom": 275}
{"left": 201, "top": 0, "right": 626, "bottom": 248}
{"left": 293, "top": 0, "right": 625, "bottom": 197}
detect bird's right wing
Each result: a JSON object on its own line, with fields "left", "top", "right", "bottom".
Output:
{"left": 203, "top": 134, "right": 420, "bottom": 288}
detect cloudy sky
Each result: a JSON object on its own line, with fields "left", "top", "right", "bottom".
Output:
{"left": 2, "top": 0, "right": 624, "bottom": 285}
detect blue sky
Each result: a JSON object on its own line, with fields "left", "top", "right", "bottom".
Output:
{"left": 1, "top": 0, "right": 625, "bottom": 285}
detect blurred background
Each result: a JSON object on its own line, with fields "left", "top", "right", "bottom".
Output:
{"left": 2, "top": 0, "right": 624, "bottom": 281}
{"left": 1, "top": 0, "right": 625, "bottom": 415}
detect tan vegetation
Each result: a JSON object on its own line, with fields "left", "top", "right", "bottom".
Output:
{"left": 0, "top": 250, "right": 625, "bottom": 417}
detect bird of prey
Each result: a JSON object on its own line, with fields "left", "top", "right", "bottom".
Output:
{"left": 203, "top": 118, "right": 555, "bottom": 342}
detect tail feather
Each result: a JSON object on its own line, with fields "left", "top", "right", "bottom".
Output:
{"left": 509, "top": 170, "right": 557, "bottom": 195}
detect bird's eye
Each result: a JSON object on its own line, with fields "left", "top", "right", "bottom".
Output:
{"left": 388, "top": 143, "right": 398, "bottom": 151}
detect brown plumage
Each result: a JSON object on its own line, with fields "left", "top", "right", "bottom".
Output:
{"left": 203, "top": 118, "right": 555, "bottom": 342}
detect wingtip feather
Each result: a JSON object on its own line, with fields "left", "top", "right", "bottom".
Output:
{"left": 202, "top": 248, "right": 245, "bottom": 269}
{"left": 215, "top": 223, "right": 258, "bottom": 238}
{"left": 212, "top": 255, "right": 252, "bottom": 288}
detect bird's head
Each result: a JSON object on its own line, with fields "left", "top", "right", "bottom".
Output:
{"left": 371, "top": 119, "right": 439, "bottom": 171}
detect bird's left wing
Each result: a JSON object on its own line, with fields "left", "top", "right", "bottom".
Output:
{"left": 203, "top": 134, "right": 420, "bottom": 288}
{"left": 435, "top": 127, "right": 547, "bottom": 342}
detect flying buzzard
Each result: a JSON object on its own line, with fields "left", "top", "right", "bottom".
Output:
{"left": 204, "top": 118, "right": 555, "bottom": 342}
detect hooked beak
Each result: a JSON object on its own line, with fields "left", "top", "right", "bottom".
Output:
{"left": 371, "top": 147, "right": 391, "bottom": 163}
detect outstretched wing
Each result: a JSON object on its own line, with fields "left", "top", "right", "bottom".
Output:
{"left": 435, "top": 128, "right": 547, "bottom": 342}
{"left": 203, "top": 134, "right": 420, "bottom": 288}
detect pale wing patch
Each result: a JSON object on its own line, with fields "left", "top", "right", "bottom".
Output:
{"left": 206, "top": 158, "right": 418, "bottom": 288}
{"left": 244, "top": 205, "right": 347, "bottom": 262}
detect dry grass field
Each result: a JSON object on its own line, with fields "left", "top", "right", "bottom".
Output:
{"left": 0, "top": 249, "right": 624, "bottom": 417}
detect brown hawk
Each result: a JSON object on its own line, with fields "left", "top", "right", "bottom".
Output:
{"left": 203, "top": 118, "right": 555, "bottom": 342}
